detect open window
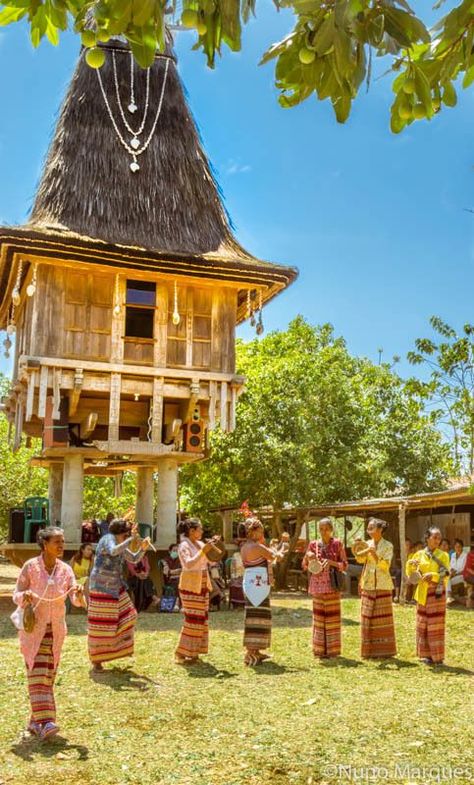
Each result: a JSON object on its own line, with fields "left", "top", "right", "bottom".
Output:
{"left": 124, "top": 280, "right": 156, "bottom": 364}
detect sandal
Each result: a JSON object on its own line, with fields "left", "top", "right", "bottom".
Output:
{"left": 40, "top": 722, "right": 59, "bottom": 740}
{"left": 244, "top": 651, "right": 260, "bottom": 666}
{"left": 174, "top": 654, "right": 187, "bottom": 665}
{"left": 28, "top": 721, "right": 42, "bottom": 736}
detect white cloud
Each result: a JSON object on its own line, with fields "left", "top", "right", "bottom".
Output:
{"left": 224, "top": 159, "right": 252, "bottom": 176}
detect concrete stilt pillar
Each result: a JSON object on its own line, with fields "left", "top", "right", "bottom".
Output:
{"left": 48, "top": 464, "right": 63, "bottom": 526}
{"left": 155, "top": 459, "right": 178, "bottom": 549}
{"left": 61, "top": 453, "right": 84, "bottom": 542}
{"left": 136, "top": 467, "right": 154, "bottom": 531}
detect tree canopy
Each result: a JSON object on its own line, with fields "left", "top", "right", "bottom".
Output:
{"left": 0, "top": 1, "right": 472, "bottom": 132}
{"left": 180, "top": 316, "right": 454, "bottom": 518}
{"left": 407, "top": 316, "right": 474, "bottom": 476}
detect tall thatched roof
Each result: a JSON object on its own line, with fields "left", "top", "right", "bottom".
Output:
{"left": 28, "top": 41, "right": 253, "bottom": 257}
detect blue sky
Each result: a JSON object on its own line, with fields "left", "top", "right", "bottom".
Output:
{"left": 0, "top": 3, "right": 473, "bottom": 380}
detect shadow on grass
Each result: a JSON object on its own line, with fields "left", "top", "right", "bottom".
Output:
{"left": 252, "top": 660, "right": 309, "bottom": 676}
{"left": 428, "top": 663, "right": 474, "bottom": 676}
{"left": 342, "top": 617, "right": 360, "bottom": 627}
{"left": 184, "top": 661, "right": 237, "bottom": 680}
{"left": 376, "top": 657, "right": 418, "bottom": 670}
{"left": 11, "top": 734, "right": 89, "bottom": 762}
{"left": 89, "top": 666, "right": 163, "bottom": 691}
{"left": 317, "top": 656, "right": 362, "bottom": 668}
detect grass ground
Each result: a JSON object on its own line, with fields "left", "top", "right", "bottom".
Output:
{"left": 0, "top": 581, "right": 472, "bottom": 785}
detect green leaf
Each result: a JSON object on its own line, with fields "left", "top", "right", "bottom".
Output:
{"left": 442, "top": 81, "right": 457, "bottom": 106}
{"left": 462, "top": 64, "right": 474, "bottom": 88}
{"left": 414, "top": 66, "right": 433, "bottom": 116}
{"left": 0, "top": 5, "right": 27, "bottom": 24}
{"left": 312, "top": 15, "right": 336, "bottom": 56}
{"left": 332, "top": 88, "right": 351, "bottom": 122}
{"left": 127, "top": 27, "right": 158, "bottom": 67}
{"left": 383, "top": 6, "right": 430, "bottom": 48}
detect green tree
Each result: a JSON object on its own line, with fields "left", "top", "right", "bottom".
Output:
{"left": 180, "top": 316, "right": 453, "bottom": 520}
{"left": 0, "top": 0, "right": 472, "bottom": 131}
{"left": 407, "top": 316, "right": 474, "bottom": 475}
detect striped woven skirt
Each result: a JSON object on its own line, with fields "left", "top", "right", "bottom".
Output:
{"left": 243, "top": 597, "right": 272, "bottom": 652}
{"left": 416, "top": 585, "right": 446, "bottom": 663}
{"left": 360, "top": 590, "right": 397, "bottom": 658}
{"left": 176, "top": 575, "right": 209, "bottom": 659}
{"left": 87, "top": 588, "right": 137, "bottom": 664}
{"left": 27, "top": 624, "right": 57, "bottom": 724}
{"left": 312, "top": 592, "right": 342, "bottom": 657}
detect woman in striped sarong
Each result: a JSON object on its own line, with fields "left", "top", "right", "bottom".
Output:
{"left": 406, "top": 526, "right": 450, "bottom": 665}
{"left": 302, "top": 518, "right": 348, "bottom": 658}
{"left": 13, "top": 527, "right": 84, "bottom": 740}
{"left": 241, "top": 518, "right": 282, "bottom": 666}
{"left": 354, "top": 518, "right": 397, "bottom": 659}
{"left": 175, "top": 519, "right": 216, "bottom": 664}
{"left": 88, "top": 519, "right": 149, "bottom": 672}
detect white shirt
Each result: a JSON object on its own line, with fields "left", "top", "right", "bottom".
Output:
{"left": 450, "top": 551, "right": 467, "bottom": 585}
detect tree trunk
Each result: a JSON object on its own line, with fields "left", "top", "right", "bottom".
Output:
{"left": 276, "top": 509, "right": 307, "bottom": 590}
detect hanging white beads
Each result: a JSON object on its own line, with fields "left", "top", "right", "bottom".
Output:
{"left": 26, "top": 264, "right": 37, "bottom": 297}
{"left": 11, "top": 259, "right": 23, "bottom": 306}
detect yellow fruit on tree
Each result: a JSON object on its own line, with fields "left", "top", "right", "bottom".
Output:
{"left": 81, "top": 30, "right": 96, "bottom": 48}
{"left": 85, "top": 47, "right": 106, "bottom": 69}
{"left": 398, "top": 105, "right": 412, "bottom": 120}
{"left": 299, "top": 47, "right": 315, "bottom": 65}
{"left": 413, "top": 103, "right": 426, "bottom": 119}
{"left": 181, "top": 9, "right": 198, "bottom": 28}
{"left": 196, "top": 21, "right": 207, "bottom": 35}
{"left": 403, "top": 78, "right": 416, "bottom": 94}
{"left": 97, "top": 31, "right": 111, "bottom": 43}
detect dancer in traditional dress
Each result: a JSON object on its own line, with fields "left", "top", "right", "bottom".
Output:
{"left": 241, "top": 518, "right": 282, "bottom": 666}
{"left": 354, "top": 517, "right": 397, "bottom": 659}
{"left": 87, "top": 519, "right": 149, "bottom": 672}
{"left": 302, "top": 518, "right": 348, "bottom": 658}
{"left": 12, "top": 527, "right": 84, "bottom": 740}
{"left": 406, "top": 526, "right": 450, "bottom": 665}
{"left": 175, "top": 519, "right": 221, "bottom": 664}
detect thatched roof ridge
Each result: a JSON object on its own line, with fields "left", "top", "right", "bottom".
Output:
{"left": 28, "top": 41, "right": 260, "bottom": 259}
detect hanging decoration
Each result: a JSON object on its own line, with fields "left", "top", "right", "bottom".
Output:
{"left": 3, "top": 335, "right": 12, "bottom": 359}
{"left": 113, "top": 273, "right": 121, "bottom": 315}
{"left": 12, "top": 259, "right": 23, "bottom": 306}
{"left": 147, "top": 399, "right": 154, "bottom": 442}
{"left": 6, "top": 303, "right": 16, "bottom": 335}
{"left": 96, "top": 52, "right": 170, "bottom": 173}
{"left": 26, "top": 263, "right": 38, "bottom": 297}
{"left": 172, "top": 280, "right": 181, "bottom": 326}
{"left": 246, "top": 289, "right": 252, "bottom": 320}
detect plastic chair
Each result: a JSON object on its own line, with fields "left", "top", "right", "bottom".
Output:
{"left": 23, "top": 497, "right": 49, "bottom": 543}
{"left": 138, "top": 523, "right": 153, "bottom": 540}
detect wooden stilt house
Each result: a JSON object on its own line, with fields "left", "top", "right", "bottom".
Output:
{"left": 0, "top": 40, "right": 297, "bottom": 558}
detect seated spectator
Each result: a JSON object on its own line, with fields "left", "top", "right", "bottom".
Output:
{"left": 463, "top": 545, "right": 474, "bottom": 609}
{"left": 209, "top": 560, "right": 226, "bottom": 611}
{"left": 69, "top": 543, "right": 94, "bottom": 608}
{"left": 447, "top": 539, "right": 467, "bottom": 605}
{"left": 440, "top": 538, "right": 452, "bottom": 556}
{"left": 81, "top": 518, "right": 100, "bottom": 544}
{"left": 229, "top": 547, "right": 245, "bottom": 609}
{"left": 70, "top": 543, "right": 94, "bottom": 585}
{"left": 161, "top": 543, "right": 182, "bottom": 607}
{"left": 127, "top": 555, "right": 159, "bottom": 613}
{"left": 99, "top": 512, "right": 115, "bottom": 538}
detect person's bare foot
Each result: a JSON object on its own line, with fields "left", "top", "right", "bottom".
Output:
{"left": 91, "top": 663, "right": 104, "bottom": 672}
{"left": 174, "top": 654, "right": 187, "bottom": 665}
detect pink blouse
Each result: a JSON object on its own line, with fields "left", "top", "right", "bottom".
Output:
{"left": 13, "top": 555, "right": 81, "bottom": 671}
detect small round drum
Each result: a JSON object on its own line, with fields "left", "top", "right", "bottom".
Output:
{"left": 408, "top": 570, "right": 422, "bottom": 585}
{"left": 206, "top": 541, "right": 226, "bottom": 562}
{"left": 308, "top": 559, "right": 323, "bottom": 575}
{"left": 352, "top": 540, "right": 369, "bottom": 557}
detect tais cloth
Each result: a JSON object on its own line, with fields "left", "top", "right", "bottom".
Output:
{"left": 360, "top": 590, "right": 397, "bottom": 658}
{"left": 416, "top": 585, "right": 446, "bottom": 663}
{"left": 27, "top": 624, "right": 57, "bottom": 724}
{"left": 176, "top": 573, "right": 209, "bottom": 658}
{"left": 88, "top": 588, "right": 137, "bottom": 663}
{"left": 312, "top": 592, "right": 342, "bottom": 657}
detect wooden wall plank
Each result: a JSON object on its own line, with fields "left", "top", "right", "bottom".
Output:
{"left": 38, "top": 365, "right": 49, "bottom": 419}
{"left": 108, "top": 372, "right": 121, "bottom": 441}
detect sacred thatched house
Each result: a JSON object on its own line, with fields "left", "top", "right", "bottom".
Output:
{"left": 0, "top": 39, "right": 297, "bottom": 557}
